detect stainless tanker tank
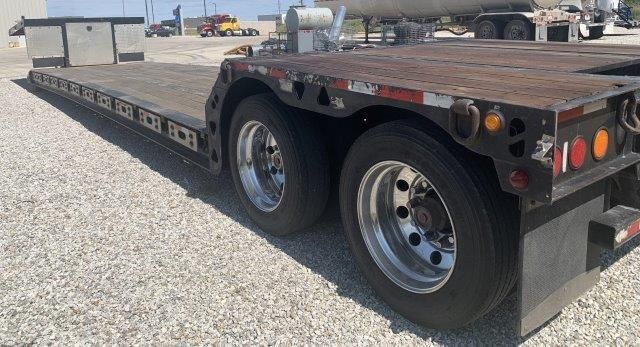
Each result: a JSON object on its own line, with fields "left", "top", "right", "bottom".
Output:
{"left": 314, "top": 0, "right": 564, "bottom": 18}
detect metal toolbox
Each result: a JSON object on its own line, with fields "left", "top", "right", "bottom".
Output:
{"left": 18, "top": 17, "right": 145, "bottom": 68}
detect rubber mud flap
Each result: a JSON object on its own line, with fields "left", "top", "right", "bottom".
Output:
{"left": 518, "top": 183, "right": 605, "bottom": 336}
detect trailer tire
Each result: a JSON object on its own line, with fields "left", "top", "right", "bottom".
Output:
{"left": 504, "top": 19, "right": 533, "bottom": 41}
{"left": 339, "top": 119, "right": 518, "bottom": 329}
{"left": 250, "top": 29, "right": 258, "bottom": 36}
{"left": 229, "top": 94, "right": 330, "bottom": 236}
{"left": 475, "top": 19, "right": 502, "bottom": 40}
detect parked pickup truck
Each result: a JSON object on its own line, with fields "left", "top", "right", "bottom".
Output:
{"left": 28, "top": 38, "right": 640, "bottom": 336}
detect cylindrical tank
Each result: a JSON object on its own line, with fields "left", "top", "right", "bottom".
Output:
{"left": 596, "top": 0, "right": 617, "bottom": 10}
{"left": 314, "top": 0, "right": 564, "bottom": 18}
{"left": 286, "top": 7, "right": 334, "bottom": 31}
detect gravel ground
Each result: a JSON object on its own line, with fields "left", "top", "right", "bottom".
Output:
{"left": 1, "top": 33, "right": 640, "bottom": 344}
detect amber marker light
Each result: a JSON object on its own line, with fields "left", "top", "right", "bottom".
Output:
{"left": 592, "top": 128, "right": 609, "bottom": 161}
{"left": 484, "top": 111, "right": 504, "bottom": 133}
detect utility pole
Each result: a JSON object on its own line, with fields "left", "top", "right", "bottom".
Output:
{"left": 122, "top": 0, "right": 126, "bottom": 16}
{"left": 277, "top": 0, "right": 281, "bottom": 14}
{"left": 203, "top": 0, "right": 207, "bottom": 17}
{"left": 210, "top": 2, "right": 217, "bottom": 15}
{"left": 144, "top": 0, "right": 150, "bottom": 25}
{"left": 150, "top": 0, "right": 155, "bottom": 24}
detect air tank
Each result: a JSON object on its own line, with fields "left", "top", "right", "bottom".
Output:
{"left": 286, "top": 7, "right": 334, "bottom": 31}
{"left": 314, "top": 0, "right": 564, "bottom": 18}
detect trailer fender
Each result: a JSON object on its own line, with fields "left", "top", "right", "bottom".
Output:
{"left": 206, "top": 76, "right": 274, "bottom": 174}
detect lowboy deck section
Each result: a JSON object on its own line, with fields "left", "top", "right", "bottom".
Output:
{"left": 29, "top": 62, "right": 218, "bottom": 169}
{"left": 34, "top": 62, "right": 215, "bottom": 125}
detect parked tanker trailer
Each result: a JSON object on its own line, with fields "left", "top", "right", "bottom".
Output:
{"left": 314, "top": 0, "right": 619, "bottom": 41}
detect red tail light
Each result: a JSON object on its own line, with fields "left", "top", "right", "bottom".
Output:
{"left": 553, "top": 147, "right": 562, "bottom": 177}
{"left": 569, "top": 137, "right": 586, "bottom": 170}
{"left": 509, "top": 170, "right": 529, "bottom": 190}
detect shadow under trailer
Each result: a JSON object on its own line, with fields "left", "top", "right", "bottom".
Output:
{"left": 22, "top": 17, "right": 640, "bottom": 337}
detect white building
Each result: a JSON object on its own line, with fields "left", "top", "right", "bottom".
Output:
{"left": 1, "top": 0, "right": 47, "bottom": 48}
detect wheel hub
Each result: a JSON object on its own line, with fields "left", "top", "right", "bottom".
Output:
{"left": 237, "top": 121, "right": 285, "bottom": 212}
{"left": 357, "top": 161, "right": 457, "bottom": 294}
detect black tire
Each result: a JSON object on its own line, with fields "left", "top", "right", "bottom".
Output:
{"left": 475, "top": 19, "right": 502, "bottom": 39}
{"left": 588, "top": 26, "right": 605, "bottom": 40}
{"left": 206, "top": 30, "right": 214, "bottom": 37}
{"left": 504, "top": 19, "right": 533, "bottom": 40}
{"left": 339, "top": 119, "right": 519, "bottom": 329}
{"left": 225, "top": 29, "right": 233, "bottom": 37}
{"left": 250, "top": 29, "right": 258, "bottom": 36}
{"left": 229, "top": 94, "right": 330, "bottom": 236}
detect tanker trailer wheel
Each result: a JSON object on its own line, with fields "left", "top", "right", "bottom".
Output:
{"left": 229, "top": 94, "right": 330, "bottom": 236}
{"left": 504, "top": 19, "right": 533, "bottom": 40}
{"left": 339, "top": 120, "right": 519, "bottom": 328}
{"left": 475, "top": 19, "right": 503, "bottom": 39}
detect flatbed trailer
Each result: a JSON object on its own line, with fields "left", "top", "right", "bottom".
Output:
{"left": 28, "top": 39, "right": 640, "bottom": 336}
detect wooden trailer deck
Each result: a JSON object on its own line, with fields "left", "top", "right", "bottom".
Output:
{"left": 237, "top": 39, "right": 640, "bottom": 110}
{"left": 432, "top": 39, "right": 640, "bottom": 73}
{"left": 28, "top": 39, "right": 640, "bottom": 171}
{"left": 33, "top": 62, "right": 216, "bottom": 129}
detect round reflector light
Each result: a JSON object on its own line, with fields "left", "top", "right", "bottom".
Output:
{"left": 484, "top": 112, "right": 503, "bottom": 133}
{"left": 553, "top": 147, "right": 562, "bottom": 177}
{"left": 570, "top": 137, "right": 587, "bottom": 170}
{"left": 592, "top": 128, "right": 609, "bottom": 161}
{"left": 509, "top": 170, "right": 529, "bottom": 190}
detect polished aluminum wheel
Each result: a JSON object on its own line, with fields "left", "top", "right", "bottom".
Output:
{"left": 357, "top": 161, "right": 456, "bottom": 293}
{"left": 237, "top": 121, "right": 285, "bottom": 212}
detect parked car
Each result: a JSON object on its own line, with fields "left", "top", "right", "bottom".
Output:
{"left": 146, "top": 26, "right": 174, "bottom": 38}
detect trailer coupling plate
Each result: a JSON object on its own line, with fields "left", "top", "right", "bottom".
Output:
{"left": 589, "top": 205, "right": 640, "bottom": 250}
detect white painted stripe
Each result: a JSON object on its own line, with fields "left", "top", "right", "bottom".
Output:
{"left": 348, "top": 81, "right": 376, "bottom": 95}
{"left": 423, "top": 92, "right": 455, "bottom": 108}
{"left": 278, "top": 79, "right": 293, "bottom": 93}
{"left": 583, "top": 99, "right": 607, "bottom": 115}
{"left": 562, "top": 141, "right": 569, "bottom": 173}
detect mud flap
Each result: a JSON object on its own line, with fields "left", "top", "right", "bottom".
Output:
{"left": 518, "top": 183, "right": 605, "bottom": 336}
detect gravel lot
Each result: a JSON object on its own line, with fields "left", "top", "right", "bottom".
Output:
{"left": 1, "top": 34, "right": 640, "bottom": 344}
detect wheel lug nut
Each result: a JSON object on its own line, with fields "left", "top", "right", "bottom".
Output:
{"left": 266, "top": 146, "right": 275, "bottom": 154}
{"left": 408, "top": 197, "right": 421, "bottom": 208}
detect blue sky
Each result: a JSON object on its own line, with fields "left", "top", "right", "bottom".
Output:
{"left": 47, "top": 0, "right": 311, "bottom": 22}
